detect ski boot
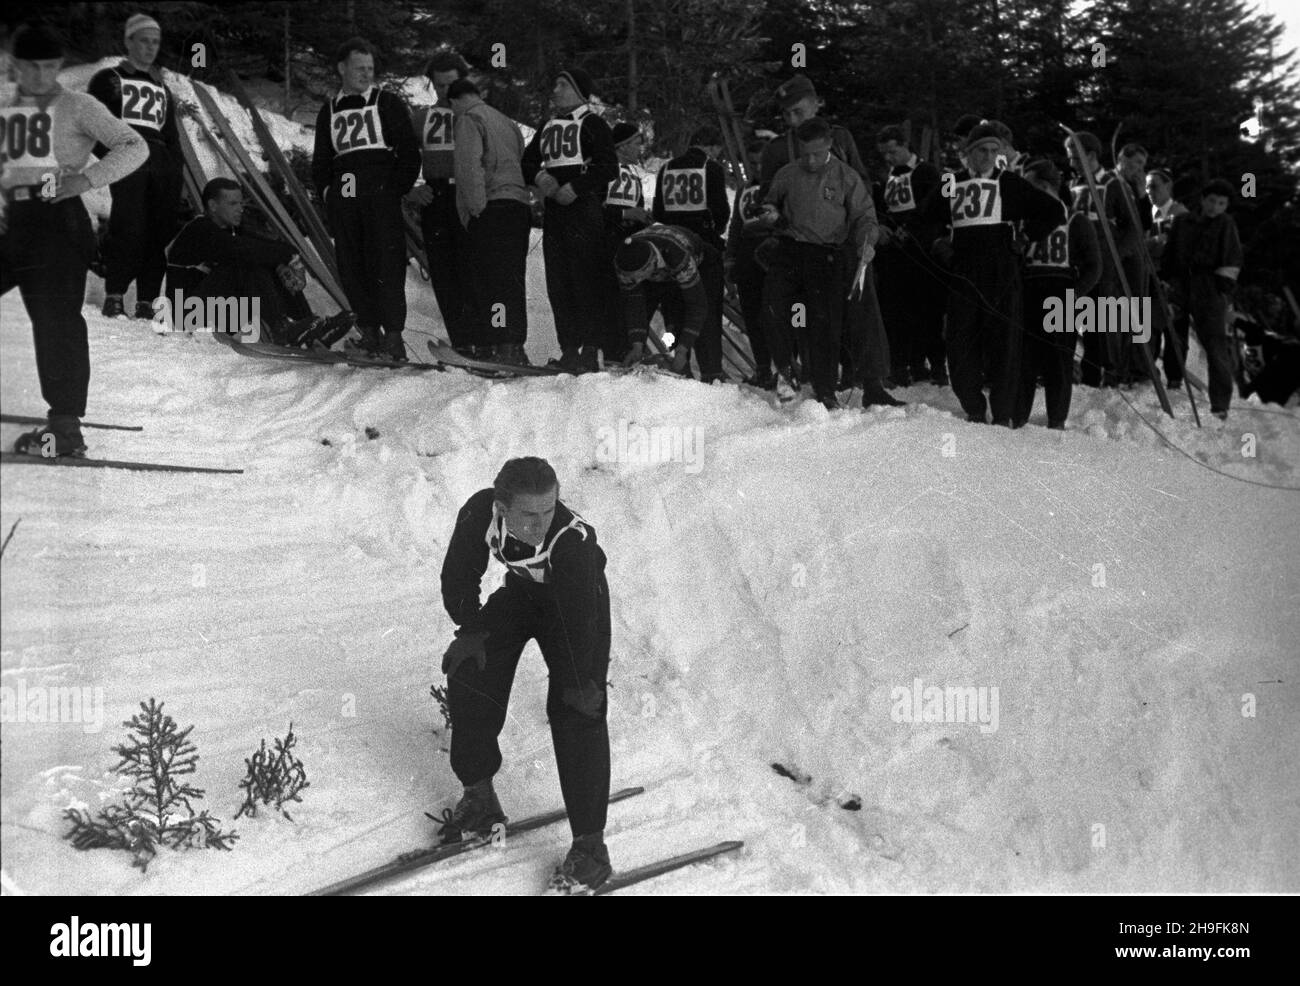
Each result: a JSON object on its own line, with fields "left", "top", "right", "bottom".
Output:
{"left": 102, "top": 295, "right": 126, "bottom": 319}
{"left": 308, "top": 311, "right": 357, "bottom": 348}
{"left": 379, "top": 330, "right": 407, "bottom": 361}
{"left": 133, "top": 300, "right": 156, "bottom": 320}
{"left": 862, "top": 379, "right": 906, "bottom": 408}
{"left": 775, "top": 365, "right": 799, "bottom": 404}
{"left": 492, "top": 343, "right": 531, "bottom": 367}
{"left": 281, "top": 316, "right": 323, "bottom": 348}
{"left": 436, "top": 778, "right": 507, "bottom": 844}
{"left": 548, "top": 347, "right": 581, "bottom": 371}
{"left": 346, "top": 324, "right": 386, "bottom": 356}
{"left": 548, "top": 833, "right": 612, "bottom": 894}
{"left": 13, "top": 415, "right": 87, "bottom": 458}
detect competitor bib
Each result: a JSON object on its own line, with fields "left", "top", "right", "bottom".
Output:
{"left": 606, "top": 164, "right": 642, "bottom": 208}
{"left": 737, "top": 184, "right": 762, "bottom": 220}
{"left": 119, "top": 77, "right": 166, "bottom": 130}
{"left": 1026, "top": 221, "right": 1071, "bottom": 270}
{"left": 419, "top": 105, "right": 455, "bottom": 180}
{"left": 539, "top": 108, "right": 588, "bottom": 168}
{"left": 485, "top": 505, "right": 589, "bottom": 584}
{"left": 0, "top": 106, "right": 58, "bottom": 174}
{"left": 659, "top": 166, "right": 707, "bottom": 212}
{"left": 884, "top": 170, "right": 916, "bottom": 213}
{"left": 331, "top": 92, "right": 389, "bottom": 156}
{"left": 949, "top": 177, "right": 1004, "bottom": 228}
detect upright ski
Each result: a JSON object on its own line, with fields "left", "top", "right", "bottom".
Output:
{"left": 309, "top": 785, "right": 645, "bottom": 896}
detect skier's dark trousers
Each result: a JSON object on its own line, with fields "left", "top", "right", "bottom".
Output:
{"left": 441, "top": 487, "right": 611, "bottom": 838}
{"left": 2, "top": 21, "right": 148, "bottom": 456}
{"left": 312, "top": 39, "right": 420, "bottom": 358}
{"left": 521, "top": 69, "right": 618, "bottom": 368}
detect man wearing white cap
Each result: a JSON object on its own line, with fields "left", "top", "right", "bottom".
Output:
{"left": 88, "top": 13, "right": 182, "bottom": 321}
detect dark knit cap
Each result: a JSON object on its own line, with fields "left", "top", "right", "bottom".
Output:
{"left": 12, "top": 21, "right": 65, "bottom": 60}
{"left": 558, "top": 68, "right": 596, "bottom": 102}
{"left": 611, "top": 122, "right": 641, "bottom": 145}
{"left": 615, "top": 237, "right": 656, "bottom": 280}
{"left": 965, "top": 122, "right": 1003, "bottom": 151}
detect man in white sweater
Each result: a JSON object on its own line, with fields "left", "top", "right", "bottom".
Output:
{"left": 2, "top": 21, "right": 147, "bottom": 457}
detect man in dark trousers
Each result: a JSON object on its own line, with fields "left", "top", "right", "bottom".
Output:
{"left": 755, "top": 116, "right": 877, "bottom": 409}
{"left": 449, "top": 78, "right": 531, "bottom": 364}
{"left": 1161, "top": 179, "right": 1245, "bottom": 418}
{"left": 312, "top": 37, "right": 420, "bottom": 360}
{"left": 409, "top": 50, "right": 473, "bottom": 352}
{"left": 440, "top": 457, "right": 613, "bottom": 893}
{"left": 613, "top": 223, "right": 711, "bottom": 376}
{"left": 652, "top": 126, "right": 729, "bottom": 382}
{"left": 87, "top": 13, "right": 182, "bottom": 320}
{"left": 1013, "top": 160, "right": 1101, "bottom": 429}
{"left": 725, "top": 138, "right": 777, "bottom": 388}
{"left": 165, "top": 178, "right": 353, "bottom": 345}
{"left": 875, "top": 125, "right": 947, "bottom": 387}
{"left": 3, "top": 21, "right": 147, "bottom": 457}
{"left": 920, "top": 122, "right": 1065, "bottom": 425}
{"left": 521, "top": 68, "right": 618, "bottom": 372}
{"left": 601, "top": 123, "right": 651, "bottom": 364}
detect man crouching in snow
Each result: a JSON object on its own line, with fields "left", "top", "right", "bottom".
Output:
{"left": 439, "top": 456, "right": 613, "bottom": 892}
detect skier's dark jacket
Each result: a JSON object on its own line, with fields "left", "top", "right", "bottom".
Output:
{"left": 311, "top": 87, "right": 421, "bottom": 198}
{"left": 87, "top": 61, "right": 180, "bottom": 158}
{"left": 441, "top": 488, "right": 610, "bottom": 684}
{"left": 165, "top": 216, "right": 294, "bottom": 296}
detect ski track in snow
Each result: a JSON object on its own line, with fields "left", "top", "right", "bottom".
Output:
{"left": 2, "top": 77, "right": 1298, "bottom": 896}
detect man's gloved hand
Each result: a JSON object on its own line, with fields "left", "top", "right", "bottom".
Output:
{"left": 442, "top": 630, "right": 489, "bottom": 676}
{"left": 561, "top": 680, "right": 605, "bottom": 719}
{"left": 406, "top": 185, "right": 435, "bottom": 208}
{"left": 554, "top": 183, "right": 578, "bottom": 206}
{"left": 277, "top": 255, "right": 308, "bottom": 294}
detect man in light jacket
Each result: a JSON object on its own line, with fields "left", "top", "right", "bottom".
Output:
{"left": 449, "top": 78, "right": 531, "bottom": 364}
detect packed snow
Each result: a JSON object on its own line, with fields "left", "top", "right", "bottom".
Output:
{"left": 2, "top": 83, "right": 1298, "bottom": 897}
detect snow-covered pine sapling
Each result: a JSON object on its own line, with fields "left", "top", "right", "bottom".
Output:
{"left": 430, "top": 684, "right": 453, "bottom": 731}
{"left": 63, "top": 698, "right": 237, "bottom": 870}
{"left": 235, "top": 723, "right": 309, "bottom": 820}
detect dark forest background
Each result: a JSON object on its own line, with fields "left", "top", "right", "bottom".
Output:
{"left": 5, "top": 0, "right": 1298, "bottom": 289}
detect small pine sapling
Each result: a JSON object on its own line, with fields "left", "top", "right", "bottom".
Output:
{"left": 63, "top": 698, "right": 237, "bottom": 870}
{"left": 430, "top": 684, "right": 452, "bottom": 731}
{"left": 235, "top": 723, "right": 309, "bottom": 820}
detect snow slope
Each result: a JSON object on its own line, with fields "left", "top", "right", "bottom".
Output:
{"left": 3, "top": 291, "right": 1297, "bottom": 894}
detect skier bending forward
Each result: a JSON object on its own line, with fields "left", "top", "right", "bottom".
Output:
{"left": 439, "top": 456, "right": 613, "bottom": 892}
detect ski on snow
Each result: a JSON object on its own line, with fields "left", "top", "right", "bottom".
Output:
{"left": 426, "top": 340, "right": 565, "bottom": 378}
{"left": 310, "top": 785, "right": 645, "bottom": 896}
{"left": 0, "top": 452, "right": 243, "bottom": 475}
{"left": 1, "top": 413, "right": 142, "bottom": 432}
{"left": 572, "top": 839, "right": 745, "bottom": 896}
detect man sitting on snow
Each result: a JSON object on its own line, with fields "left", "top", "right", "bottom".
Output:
{"left": 165, "top": 177, "right": 352, "bottom": 346}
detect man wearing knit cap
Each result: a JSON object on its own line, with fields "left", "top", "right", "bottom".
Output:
{"left": 311, "top": 37, "right": 421, "bottom": 360}
{"left": 88, "top": 12, "right": 183, "bottom": 321}
{"left": 3, "top": 21, "right": 148, "bottom": 457}
{"left": 918, "top": 122, "right": 1065, "bottom": 426}
{"left": 613, "top": 225, "right": 710, "bottom": 376}
{"left": 601, "top": 122, "right": 650, "bottom": 362}
{"left": 521, "top": 68, "right": 618, "bottom": 372}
